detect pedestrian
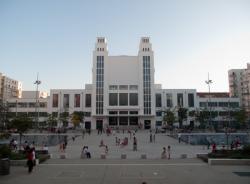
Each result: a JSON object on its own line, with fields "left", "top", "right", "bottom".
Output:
{"left": 153, "top": 133, "right": 156, "bottom": 143}
{"left": 72, "top": 136, "right": 75, "bottom": 142}
{"left": 105, "top": 145, "right": 109, "bottom": 154}
{"left": 178, "top": 133, "right": 181, "bottom": 143}
{"left": 161, "top": 147, "right": 167, "bottom": 159}
{"left": 27, "top": 148, "right": 34, "bottom": 173}
{"left": 133, "top": 136, "right": 137, "bottom": 151}
{"left": 150, "top": 133, "right": 152, "bottom": 143}
{"left": 212, "top": 143, "right": 216, "bottom": 153}
{"left": 32, "top": 147, "right": 36, "bottom": 166}
{"left": 167, "top": 145, "right": 171, "bottom": 159}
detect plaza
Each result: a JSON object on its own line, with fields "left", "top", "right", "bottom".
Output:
{"left": 1, "top": 131, "right": 250, "bottom": 184}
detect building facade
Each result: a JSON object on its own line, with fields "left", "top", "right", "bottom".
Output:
{"left": 5, "top": 37, "right": 241, "bottom": 129}
{"left": 0, "top": 73, "right": 22, "bottom": 101}
{"left": 229, "top": 63, "right": 250, "bottom": 113}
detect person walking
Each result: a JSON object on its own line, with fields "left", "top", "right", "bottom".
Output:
{"left": 161, "top": 147, "right": 167, "bottom": 159}
{"left": 133, "top": 136, "right": 137, "bottom": 151}
{"left": 167, "top": 145, "right": 171, "bottom": 159}
{"left": 27, "top": 148, "right": 34, "bottom": 173}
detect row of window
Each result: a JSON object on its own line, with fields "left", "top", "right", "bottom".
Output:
{"left": 155, "top": 93, "right": 195, "bottom": 108}
{"left": 109, "top": 93, "right": 138, "bottom": 106}
{"left": 199, "top": 102, "right": 239, "bottom": 108}
{"left": 109, "top": 117, "right": 138, "bottom": 126}
{"left": 109, "top": 85, "right": 138, "bottom": 90}
{"left": 8, "top": 102, "right": 47, "bottom": 108}
{"left": 97, "top": 48, "right": 105, "bottom": 51}
{"left": 143, "top": 56, "right": 151, "bottom": 115}
{"left": 142, "top": 48, "right": 150, "bottom": 52}
{"left": 109, "top": 111, "right": 138, "bottom": 115}
{"left": 96, "top": 56, "right": 104, "bottom": 114}
{"left": 52, "top": 94, "right": 91, "bottom": 108}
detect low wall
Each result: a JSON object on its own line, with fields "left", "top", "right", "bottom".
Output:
{"left": 208, "top": 159, "right": 250, "bottom": 165}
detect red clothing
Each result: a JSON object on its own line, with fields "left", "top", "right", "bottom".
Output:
{"left": 27, "top": 152, "right": 33, "bottom": 160}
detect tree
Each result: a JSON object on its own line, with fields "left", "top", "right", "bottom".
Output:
{"left": 10, "top": 116, "right": 33, "bottom": 150}
{"left": 195, "top": 109, "right": 210, "bottom": 129}
{"left": 177, "top": 107, "right": 188, "bottom": 128}
{"left": 233, "top": 109, "right": 247, "bottom": 129}
{"left": 71, "top": 111, "right": 85, "bottom": 128}
{"left": 59, "top": 112, "right": 69, "bottom": 127}
{"left": 47, "top": 114, "right": 57, "bottom": 128}
{"left": 163, "top": 109, "right": 175, "bottom": 127}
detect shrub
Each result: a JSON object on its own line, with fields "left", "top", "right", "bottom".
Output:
{"left": 0, "top": 145, "right": 11, "bottom": 158}
{"left": 10, "top": 152, "right": 26, "bottom": 160}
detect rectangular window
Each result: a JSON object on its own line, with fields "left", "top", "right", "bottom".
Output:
{"left": 119, "top": 93, "right": 128, "bottom": 106}
{"left": 119, "top": 85, "right": 128, "bottom": 90}
{"left": 109, "top": 111, "right": 118, "bottom": 114}
{"left": 188, "top": 93, "right": 194, "bottom": 107}
{"left": 74, "top": 94, "right": 80, "bottom": 108}
{"left": 129, "top": 85, "right": 138, "bottom": 90}
{"left": 156, "top": 111, "right": 162, "bottom": 116}
{"left": 177, "top": 93, "right": 183, "bottom": 107}
{"left": 156, "top": 121, "right": 162, "bottom": 126}
{"left": 52, "top": 94, "right": 58, "bottom": 108}
{"left": 199, "top": 102, "right": 207, "bottom": 107}
{"left": 109, "top": 93, "right": 118, "bottom": 106}
{"left": 129, "top": 111, "right": 138, "bottom": 114}
{"left": 109, "top": 117, "right": 118, "bottom": 126}
{"left": 166, "top": 93, "right": 173, "bottom": 107}
{"left": 63, "top": 94, "right": 69, "bottom": 108}
{"left": 85, "top": 94, "right": 91, "bottom": 107}
{"left": 39, "top": 102, "right": 47, "bottom": 108}
{"left": 208, "top": 102, "right": 217, "bottom": 107}
{"left": 156, "top": 93, "right": 162, "bottom": 107}
{"left": 119, "top": 111, "right": 128, "bottom": 114}
{"left": 129, "top": 117, "right": 138, "bottom": 125}
{"left": 218, "top": 102, "right": 229, "bottom": 107}
{"left": 109, "top": 85, "right": 118, "bottom": 90}
{"left": 119, "top": 117, "right": 128, "bottom": 125}
{"left": 129, "top": 93, "right": 138, "bottom": 106}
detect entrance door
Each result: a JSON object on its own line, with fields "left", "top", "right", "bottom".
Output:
{"left": 144, "top": 120, "right": 151, "bottom": 129}
{"left": 85, "top": 121, "right": 91, "bottom": 130}
{"left": 96, "top": 120, "right": 103, "bottom": 130}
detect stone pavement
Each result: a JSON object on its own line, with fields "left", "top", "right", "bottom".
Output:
{"left": 49, "top": 130, "right": 210, "bottom": 159}
{"left": 1, "top": 159, "right": 250, "bottom": 184}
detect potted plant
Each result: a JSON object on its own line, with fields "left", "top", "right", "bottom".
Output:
{"left": 0, "top": 145, "right": 11, "bottom": 175}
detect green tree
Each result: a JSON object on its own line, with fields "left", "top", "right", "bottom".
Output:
{"left": 195, "top": 109, "right": 210, "bottom": 129}
{"left": 177, "top": 107, "right": 188, "bottom": 128}
{"left": 10, "top": 116, "right": 33, "bottom": 150}
{"left": 233, "top": 109, "right": 247, "bottom": 129}
{"left": 71, "top": 111, "right": 85, "bottom": 127}
{"left": 163, "top": 109, "right": 175, "bottom": 127}
{"left": 47, "top": 114, "right": 57, "bottom": 128}
{"left": 59, "top": 112, "right": 69, "bottom": 127}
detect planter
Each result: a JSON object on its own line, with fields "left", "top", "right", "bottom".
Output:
{"left": 0, "top": 158, "right": 10, "bottom": 175}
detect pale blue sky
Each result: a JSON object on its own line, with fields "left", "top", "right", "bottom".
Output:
{"left": 0, "top": 0, "right": 250, "bottom": 93}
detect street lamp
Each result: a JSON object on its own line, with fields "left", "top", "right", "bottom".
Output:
{"left": 205, "top": 73, "right": 213, "bottom": 129}
{"left": 34, "top": 73, "right": 41, "bottom": 129}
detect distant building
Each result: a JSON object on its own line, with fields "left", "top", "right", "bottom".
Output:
{"left": 0, "top": 72, "right": 22, "bottom": 100}
{"left": 197, "top": 92, "right": 240, "bottom": 128}
{"left": 229, "top": 63, "right": 250, "bottom": 113}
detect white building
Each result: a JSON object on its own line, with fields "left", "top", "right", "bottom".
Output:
{"left": 5, "top": 37, "right": 241, "bottom": 129}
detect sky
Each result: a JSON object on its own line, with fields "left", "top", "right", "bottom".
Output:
{"left": 0, "top": 0, "right": 250, "bottom": 94}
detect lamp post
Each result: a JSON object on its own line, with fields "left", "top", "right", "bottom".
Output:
{"left": 34, "top": 73, "right": 41, "bottom": 129}
{"left": 205, "top": 73, "right": 213, "bottom": 129}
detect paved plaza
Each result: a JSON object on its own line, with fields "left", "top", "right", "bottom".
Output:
{"left": 49, "top": 130, "right": 210, "bottom": 159}
{"left": 1, "top": 130, "right": 250, "bottom": 184}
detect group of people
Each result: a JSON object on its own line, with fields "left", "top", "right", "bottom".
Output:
{"left": 81, "top": 146, "right": 91, "bottom": 158}
{"left": 161, "top": 145, "right": 171, "bottom": 159}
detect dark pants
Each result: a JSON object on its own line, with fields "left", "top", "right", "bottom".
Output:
{"left": 27, "top": 160, "right": 34, "bottom": 173}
